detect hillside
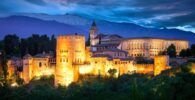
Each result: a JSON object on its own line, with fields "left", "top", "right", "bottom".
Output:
{"left": 0, "top": 15, "right": 195, "bottom": 44}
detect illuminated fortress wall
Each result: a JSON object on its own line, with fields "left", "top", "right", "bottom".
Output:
{"left": 32, "top": 58, "right": 54, "bottom": 78}
{"left": 135, "top": 64, "right": 154, "bottom": 74}
{"left": 55, "top": 34, "right": 85, "bottom": 86}
{"left": 7, "top": 61, "right": 16, "bottom": 79}
{"left": 22, "top": 54, "right": 55, "bottom": 84}
{"left": 154, "top": 56, "right": 170, "bottom": 75}
{"left": 78, "top": 56, "right": 169, "bottom": 77}
{"left": 23, "top": 55, "right": 33, "bottom": 83}
{"left": 79, "top": 57, "right": 136, "bottom": 77}
{"left": 119, "top": 38, "right": 189, "bottom": 57}
{"left": 54, "top": 35, "right": 171, "bottom": 86}
{"left": 7, "top": 58, "right": 22, "bottom": 80}
{"left": 9, "top": 34, "right": 174, "bottom": 86}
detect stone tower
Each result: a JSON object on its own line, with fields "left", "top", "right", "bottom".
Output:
{"left": 55, "top": 34, "right": 85, "bottom": 87}
{"left": 90, "top": 21, "right": 98, "bottom": 46}
{"left": 154, "top": 56, "right": 170, "bottom": 76}
{"left": 22, "top": 54, "right": 33, "bottom": 84}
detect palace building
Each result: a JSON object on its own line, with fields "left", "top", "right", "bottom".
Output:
{"left": 119, "top": 37, "right": 189, "bottom": 57}
{"left": 90, "top": 21, "right": 189, "bottom": 58}
{"left": 7, "top": 21, "right": 189, "bottom": 87}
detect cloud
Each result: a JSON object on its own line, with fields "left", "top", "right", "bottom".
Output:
{"left": 0, "top": 0, "right": 194, "bottom": 32}
{"left": 25, "top": 0, "right": 47, "bottom": 6}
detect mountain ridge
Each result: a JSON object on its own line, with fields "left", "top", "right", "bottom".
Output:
{"left": 0, "top": 15, "right": 194, "bottom": 44}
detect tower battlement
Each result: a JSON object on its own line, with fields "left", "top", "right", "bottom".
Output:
{"left": 55, "top": 34, "right": 85, "bottom": 86}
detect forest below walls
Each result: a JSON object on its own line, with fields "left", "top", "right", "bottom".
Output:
{"left": 0, "top": 63, "right": 195, "bottom": 100}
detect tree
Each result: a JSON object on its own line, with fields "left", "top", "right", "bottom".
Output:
{"left": 0, "top": 51, "right": 8, "bottom": 85}
{"left": 186, "top": 48, "right": 191, "bottom": 57}
{"left": 191, "top": 44, "right": 195, "bottom": 57}
{"left": 167, "top": 44, "right": 176, "bottom": 58}
{"left": 108, "top": 68, "right": 117, "bottom": 77}
{"left": 86, "top": 34, "right": 90, "bottom": 46}
{"left": 3, "top": 34, "right": 20, "bottom": 57}
{"left": 179, "top": 49, "right": 191, "bottom": 58}
{"left": 131, "top": 78, "right": 142, "bottom": 100}
{"left": 20, "top": 38, "right": 28, "bottom": 57}
{"left": 50, "top": 34, "right": 56, "bottom": 53}
{"left": 179, "top": 49, "right": 186, "bottom": 58}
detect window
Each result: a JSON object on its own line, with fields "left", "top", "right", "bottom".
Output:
{"left": 39, "top": 62, "right": 42, "bottom": 67}
{"left": 115, "top": 61, "right": 117, "bottom": 65}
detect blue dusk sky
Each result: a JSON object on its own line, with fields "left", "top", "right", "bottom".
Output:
{"left": 0, "top": 0, "right": 195, "bottom": 33}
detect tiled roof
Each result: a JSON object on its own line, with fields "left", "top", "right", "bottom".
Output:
{"left": 94, "top": 34, "right": 107, "bottom": 39}
{"left": 92, "top": 43, "right": 120, "bottom": 47}
{"left": 123, "top": 37, "right": 188, "bottom": 41}
{"left": 103, "top": 34, "right": 123, "bottom": 39}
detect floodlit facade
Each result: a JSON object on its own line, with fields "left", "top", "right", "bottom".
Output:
{"left": 22, "top": 53, "right": 54, "bottom": 83}
{"left": 55, "top": 34, "right": 85, "bottom": 86}
{"left": 54, "top": 34, "right": 170, "bottom": 86}
{"left": 119, "top": 38, "right": 189, "bottom": 57}
{"left": 6, "top": 21, "right": 190, "bottom": 87}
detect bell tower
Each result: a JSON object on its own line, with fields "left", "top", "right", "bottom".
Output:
{"left": 90, "top": 21, "right": 98, "bottom": 46}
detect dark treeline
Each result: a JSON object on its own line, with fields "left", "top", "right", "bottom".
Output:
{"left": 0, "top": 34, "right": 56, "bottom": 58}
{"left": 159, "top": 44, "right": 195, "bottom": 58}
{"left": 179, "top": 45, "right": 195, "bottom": 58}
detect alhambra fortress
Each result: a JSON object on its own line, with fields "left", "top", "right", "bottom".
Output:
{"left": 7, "top": 22, "right": 189, "bottom": 86}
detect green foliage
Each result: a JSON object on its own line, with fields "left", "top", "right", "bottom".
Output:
{"left": 191, "top": 44, "right": 195, "bottom": 57}
{"left": 3, "top": 34, "right": 20, "bottom": 57}
{"left": 86, "top": 34, "right": 90, "bottom": 46}
{"left": 167, "top": 44, "right": 177, "bottom": 58}
{"left": 108, "top": 68, "right": 117, "bottom": 77}
{"left": 1, "top": 51, "right": 8, "bottom": 82}
{"left": 179, "top": 49, "right": 192, "bottom": 57}
{"left": 179, "top": 49, "right": 187, "bottom": 57}
{"left": 1, "top": 34, "right": 56, "bottom": 57}
{"left": 0, "top": 64, "right": 195, "bottom": 100}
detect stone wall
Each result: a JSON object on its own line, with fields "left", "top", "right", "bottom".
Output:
{"left": 55, "top": 34, "right": 85, "bottom": 86}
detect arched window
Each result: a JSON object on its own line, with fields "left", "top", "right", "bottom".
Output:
{"left": 39, "top": 62, "right": 42, "bottom": 67}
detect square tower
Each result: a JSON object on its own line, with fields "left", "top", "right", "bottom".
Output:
{"left": 55, "top": 34, "right": 85, "bottom": 87}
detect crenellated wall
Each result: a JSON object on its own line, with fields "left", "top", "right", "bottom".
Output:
{"left": 78, "top": 57, "right": 135, "bottom": 77}
{"left": 9, "top": 35, "right": 172, "bottom": 86}
{"left": 135, "top": 64, "right": 154, "bottom": 74}
{"left": 55, "top": 34, "right": 85, "bottom": 86}
{"left": 154, "top": 56, "right": 170, "bottom": 75}
{"left": 22, "top": 55, "right": 55, "bottom": 84}
{"left": 22, "top": 55, "right": 33, "bottom": 83}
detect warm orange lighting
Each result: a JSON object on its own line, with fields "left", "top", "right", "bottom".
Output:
{"left": 11, "top": 82, "right": 18, "bottom": 87}
{"left": 191, "top": 63, "right": 195, "bottom": 74}
{"left": 10, "top": 34, "right": 171, "bottom": 87}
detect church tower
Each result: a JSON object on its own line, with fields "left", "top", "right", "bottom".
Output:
{"left": 90, "top": 21, "right": 98, "bottom": 46}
